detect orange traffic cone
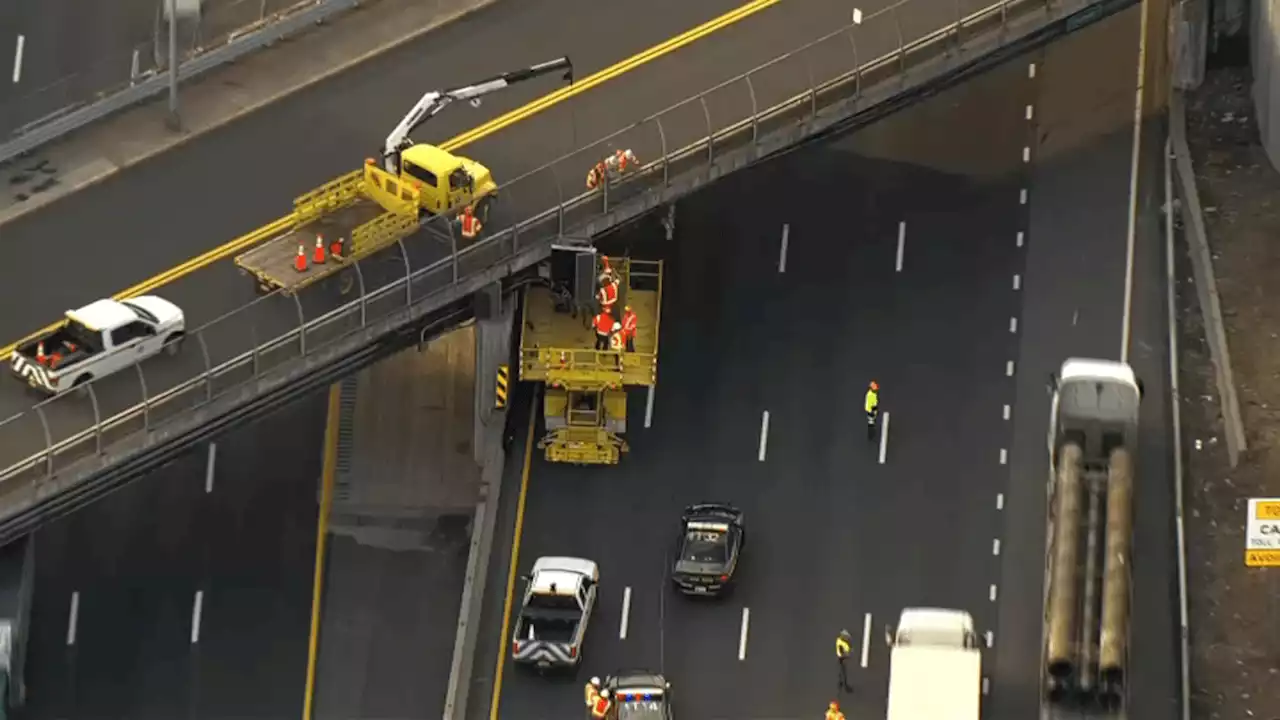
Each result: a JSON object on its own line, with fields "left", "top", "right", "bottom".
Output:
{"left": 313, "top": 236, "right": 326, "bottom": 264}
{"left": 329, "top": 236, "right": 344, "bottom": 260}
{"left": 294, "top": 243, "right": 308, "bottom": 272}
{"left": 35, "top": 342, "right": 47, "bottom": 365}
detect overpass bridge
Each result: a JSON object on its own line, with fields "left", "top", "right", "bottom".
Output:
{"left": 0, "top": 0, "right": 1135, "bottom": 543}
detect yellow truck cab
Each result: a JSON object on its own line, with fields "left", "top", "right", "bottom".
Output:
{"left": 396, "top": 144, "right": 499, "bottom": 219}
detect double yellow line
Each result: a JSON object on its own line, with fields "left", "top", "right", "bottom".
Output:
{"left": 0, "top": 0, "right": 780, "bottom": 360}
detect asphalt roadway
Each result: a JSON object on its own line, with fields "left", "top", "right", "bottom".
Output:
{"left": 466, "top": 6, "right": 1180, "bottom": 720}
{"left": 0, "top": 0, "right": 160, "bottom": 136}
{"left": 477, "top": 40, "right": 1036, "bottom": 720}
{"left": 12, "top": 390, "right": 324, "bottom": 720}
{"left": 0, "top": 0, "right": 1002, "bottom": 476}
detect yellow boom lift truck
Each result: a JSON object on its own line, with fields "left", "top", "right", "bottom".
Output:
{"left": 519, "top": 248, "right": 663, "bottom": 464}
{"left": 233, "top": 57, "right": 574, "bottom": 294}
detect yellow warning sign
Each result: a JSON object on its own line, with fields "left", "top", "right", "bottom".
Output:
{"left": 1255, "top": 501, "right": 1280, "bottom": 520}
{"left": 1246, "top": 549, "right": 1280, "bottom": 567}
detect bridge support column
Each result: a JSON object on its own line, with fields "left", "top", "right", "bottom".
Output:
{"left": 473, "top": 283, "right": 514, "bottom": 467}
{"left": 661, "top": 203, "right": 676, "bottom": 240}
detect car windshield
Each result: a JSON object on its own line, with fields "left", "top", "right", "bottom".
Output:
{"left": 681, "top": 529, "right": 728, "bottom": 563}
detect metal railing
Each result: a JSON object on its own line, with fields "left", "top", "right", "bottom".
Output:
{"left": 0, "top": 0, "right": 363, "bottom": 164}
{"left": 0, "top": 0, "right": 1122, "bottom": 522}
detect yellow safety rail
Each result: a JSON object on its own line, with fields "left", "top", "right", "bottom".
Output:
{"left": 360, "top": 161, "right": 421, "bottom": 217}
{"left": 523, "top": 348, "right": 655, "bottom": 388}
{"left": 293, "top": 169, "right": 364, "bottom": 225}
{"left": 351, "top": 211, "right": 418, "bottom": 258}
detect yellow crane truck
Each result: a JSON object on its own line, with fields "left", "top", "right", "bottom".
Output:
{"left": 518, "top": 253, "right": 663, "bottom": 465}
{"left": 233, "top": 58, "right": 574, "bottom": 295}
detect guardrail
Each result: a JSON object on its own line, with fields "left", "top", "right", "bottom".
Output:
{"left": 0, "top": 0, "right": 362, "bottom": 165}
{"left": 0, "top": 0, "right": 1126, "bottom": 531}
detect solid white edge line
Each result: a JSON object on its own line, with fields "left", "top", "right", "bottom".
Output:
{"left": 878, "top": 411, "right": 890, "bottom": 464}
{"left": 1120, "top": 0, "right": 1149, "bottom": 364}
{"left": 1166, "top": 136, "right": 1192, "bottom": 720}
{"left": 757, "top": 411, "right": 770, "bottom": 462}
{"left": 190, "top": 590, "right": 204, "bottom": 644}
{"left": 738, "top": 607, "right": 750, "bottom": 660}
{"left": 779, "top": 223, "right": 789, "bottom": 273}
{"left": 205, "top": 442, "right": 217, "bottom": 493}
{"left": 620, "top": 586, "right": 632, "bottom": 640}
{"left": 644, "top": 384, "right": 656, "bottom": 428}
{"left": 11, "top": 35, "right": 24, "bottom": 85}
{"left": 895, "top": 221, "right": 906, "bottom": 272}
{"left": 65, "top": 591, "right": 79, "bottom": 646}
{"left": 860, "top": 612, "right": 872, "bottom": 668}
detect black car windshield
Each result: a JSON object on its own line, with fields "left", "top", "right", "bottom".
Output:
{"left": 681, "top": 528, "right": 728, "bottom": 563}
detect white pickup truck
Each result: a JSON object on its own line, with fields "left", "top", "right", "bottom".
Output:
{"left": 10, "top": 297, "right": 185, "bottom": 395}
{"left": 511, "top": 556, "right": 598, "bottom": 669}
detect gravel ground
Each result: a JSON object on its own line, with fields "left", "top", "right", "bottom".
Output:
{"left": 1179, "top": 39, "right": 1280, "bottom": 720}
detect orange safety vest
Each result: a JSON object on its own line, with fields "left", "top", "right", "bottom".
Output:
{"left": 609, "top": 330, "right": 624, "bottom": 351}
{"left": 825, "top": 711, "right": 845, "bottom": 720}
{"left": 461, "top": 213, "right": 480, "bottom": 238}
{"left": 591, "top": 696, "right": 611, "bottom": 718}
{"left": 594, "top": 313, "right": 615, "bottom": 335}
{"left": 597, "top": 281, "right": 617, "bottom": 308}
{"left": 621, "top": 311, "right": 638, "bottom": 338}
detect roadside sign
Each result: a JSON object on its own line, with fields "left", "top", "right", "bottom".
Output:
{"left": 1245, "top": 498, "right": 1280, "bottom": 566}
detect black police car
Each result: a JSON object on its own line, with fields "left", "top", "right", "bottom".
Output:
{"left": 606, "top": 670, "right": 672, "bottom": 720}
{"left": 670, "top": 503, "right": 745, "bottom": 596}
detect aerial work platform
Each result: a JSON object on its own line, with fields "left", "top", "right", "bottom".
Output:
{"left": 518, "top": 257, "right": 664, "bottom": 466}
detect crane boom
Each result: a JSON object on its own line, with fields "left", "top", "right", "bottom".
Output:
{"left": 382, "top": 56, "right": 574, "bottom": 173}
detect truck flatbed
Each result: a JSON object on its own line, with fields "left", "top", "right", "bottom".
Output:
{"left": 234, "top": 163, "right": 422, "bottom": 294}
{"left": 520, "top": 258, "right": 662, "bottom": 387}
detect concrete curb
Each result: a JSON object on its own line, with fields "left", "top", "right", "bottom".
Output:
{"left": 0, "top": 0, "right": 499, "bottom": 229}
{"left": 1163, "top": 135, "right": 1192, "bottom": 720}
{"left": 1168, "top": 90, "right": 1247, "bottom": 467}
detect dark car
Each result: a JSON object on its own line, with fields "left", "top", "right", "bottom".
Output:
{"left": 606, "top": 670, "right": 672, "bottom": 720}
{"left": 670, "top": 503, "right": 745, "bottom": 596}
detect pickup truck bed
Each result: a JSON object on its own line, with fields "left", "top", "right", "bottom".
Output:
{"left": 16, "top": 328, "right": 97, "bottom": 367}
{"left": 516, "top": 612, "right": 579, "bottom": 643}
{"left": 235, "top": 201, "right": 387, "bottom": 294}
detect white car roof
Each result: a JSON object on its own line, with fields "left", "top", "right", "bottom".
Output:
{"left": 1060, "top": 358, "right": 1138, "bottom": 388}
{"left": 531, "top": 570, "right": 584, "bottom": 595}
{"left": 66, "top": 299, "right": 136, "bottom": 331}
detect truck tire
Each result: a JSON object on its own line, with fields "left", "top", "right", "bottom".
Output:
{"left": 164, "top": 332, "right": 185, "bottom": 356}
{"left": 72, "top": 374, "right": 93, "bottom": 398}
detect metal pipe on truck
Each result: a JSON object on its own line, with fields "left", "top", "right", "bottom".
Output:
{"left": 1046, "top": 442, "right": 1083, "bottom": 685}
{"left": 1099, "top": 446, "right": 1134, "bottom": 697}
{"left": 1077, "top": 467, "right": 1105, "bottom": 696}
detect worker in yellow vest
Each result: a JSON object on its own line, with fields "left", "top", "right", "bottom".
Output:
{"left": 836, "top": 629, "right": 853, "bottom": 692}
{"left": 865, "top": 381, "right": 880, "bottom": 442}
{"left": 584, "top": 677, "right": 602, "bottom": 708}
{"left": 826, "top": 700, "right": 846, "bottom": 720}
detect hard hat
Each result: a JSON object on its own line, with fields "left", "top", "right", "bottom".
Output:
{"left": 624, "top": 305, "right": 632, "bottom": 312}
{"left": 600, "top": 688, "right": 611, "bottom": 698}
{"left": 829, "top": 701, "right": 840, "bottom": 710}
{"left": 591, "top": 676, "right": 601, "bottom": 686}
{"left": 869, "top": 380, "right": 879, "bottom": 391}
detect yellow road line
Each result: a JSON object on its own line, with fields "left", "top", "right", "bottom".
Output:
{"left": 302, "top": 383, "right": 342, "bottom": 720}
{"left": 0, "top": 0, "right": 778, "bottom": 359}
{"left": 441, "top": 0, "right": 780, "bottom": 152}
{"left": 488, "top": 401, "right": 537, "bottom": 720}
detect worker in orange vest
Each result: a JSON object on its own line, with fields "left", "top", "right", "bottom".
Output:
{"left": 460, "top": 205, "right": 482, "bottom": 240}
{"left": 825, "top": 701, "right": 846, "bottom": 720}
{"left": 597, "top": 276, "right": 618, "bottom": 315}
{"left": 621, "top": 306, "right": 638, "bottom": 352}
{"left": 590, "top": 688, "right": 612, "bottom": 718}
{"left": 593, "top": 311, "right": 615, "bottom": 351}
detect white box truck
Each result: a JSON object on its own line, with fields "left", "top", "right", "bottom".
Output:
{"left": 886, "top": 608, "right": 982, "bottom": 720}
